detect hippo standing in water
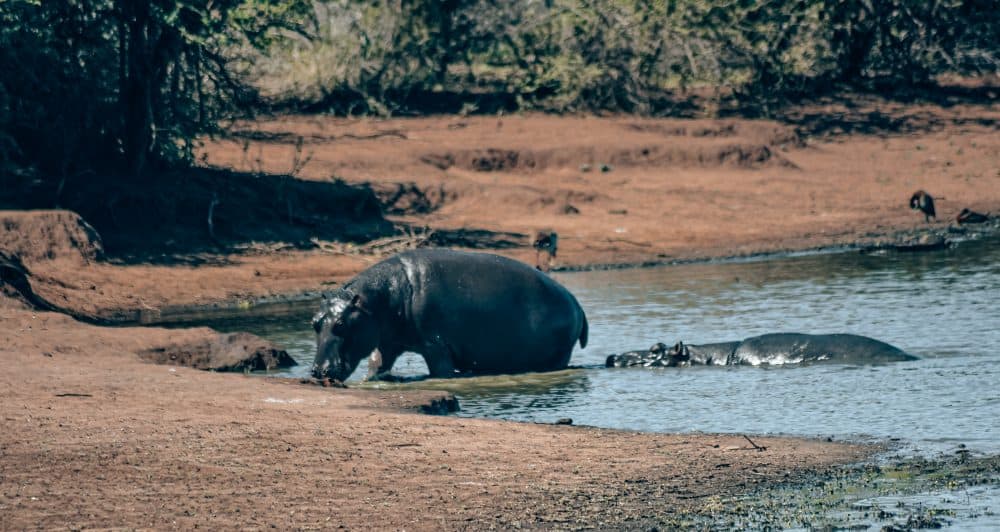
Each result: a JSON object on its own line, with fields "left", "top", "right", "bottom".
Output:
{"left": 607, "top": 333, "right": 916, "bottom": 368}
{"left": 312, "top": 249, "right": 588, "bottom": 381}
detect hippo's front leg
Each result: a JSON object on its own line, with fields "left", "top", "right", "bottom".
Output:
{"left": 365, "top": 347, "right": 403, "bottom": 381}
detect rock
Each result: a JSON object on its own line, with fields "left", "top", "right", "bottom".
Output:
{"left": 138, "top": 332, "right": 297, "bottom": 372}
{"left": 0, "top": 210, "right": 104, "bottom": 264}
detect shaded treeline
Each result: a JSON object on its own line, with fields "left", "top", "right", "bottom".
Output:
{"left": 0, "top": 0, "right": 310, "bottom": 181}
{"left": 1, "top": 0, "right": 998, "bottom": 182}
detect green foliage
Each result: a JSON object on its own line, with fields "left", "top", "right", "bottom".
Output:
{"left": 0, "top": 0, "right": 310, "bottom": 179}
{"left": 258, "top": 0, "right": 999, "bottom": 115}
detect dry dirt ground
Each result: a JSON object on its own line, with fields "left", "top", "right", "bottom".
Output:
{"left": 2, "top": 94, "right": 999, "bottom": 529}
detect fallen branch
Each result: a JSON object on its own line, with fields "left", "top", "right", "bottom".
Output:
{"left": 743, "top": 434, "right": 767, "bottom": 451}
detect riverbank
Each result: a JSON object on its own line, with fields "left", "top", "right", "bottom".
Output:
{"left": 3, "top": 97, "right": 1000, "bottom": 528}
{"left": 0, "top": 307, "right": 874, "bottom": 529}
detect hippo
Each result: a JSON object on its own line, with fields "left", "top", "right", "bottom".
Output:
{"left": 312, "top": 249, "right": 589, "bottom": 382}
{"left": 606, "top": 333, "right": 916, "bottom": 368}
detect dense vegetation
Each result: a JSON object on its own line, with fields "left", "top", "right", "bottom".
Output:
{"left": 262, "top": 1, "right": 999, "bottom": 114}
{"left": 0, "top": 0, "right": 310, "bottom": 180}
{"left": 1, "top": 0, "right": 998, "bottom": 180}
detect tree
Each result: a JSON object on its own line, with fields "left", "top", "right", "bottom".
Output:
{"left": 0, "top": 0, "right": 312, "bottom": 180}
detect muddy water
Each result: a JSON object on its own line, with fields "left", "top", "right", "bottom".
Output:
{"left": 203, "top": 235, "right": 1000, "bottom": 459}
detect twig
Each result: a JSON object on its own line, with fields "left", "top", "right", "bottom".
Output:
{"left": 55, "top": 393, "right": 92, "bottom": 398}
{"left": 743, "top": 434, "right": 767, "bottom": 451}
{"left": 207, "top": 192, "right": 220, "bottom": 241}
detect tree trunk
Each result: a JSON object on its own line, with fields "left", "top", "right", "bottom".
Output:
{"left": 121, "top": 1, "right": 154, "bottom": 176}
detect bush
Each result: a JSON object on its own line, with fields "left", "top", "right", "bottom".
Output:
{"left": 0, "top": 0, "right": 311, "bottom": 180}
{"left": 257, "top": 0, "right": 999, "bottom": 115}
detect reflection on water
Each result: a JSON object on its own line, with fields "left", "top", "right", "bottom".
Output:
{"left": 201, "top": 235, "right": 1000, "bottom": 458}
{"left": 357, "top": 369, "right": 592, "bottom": 413}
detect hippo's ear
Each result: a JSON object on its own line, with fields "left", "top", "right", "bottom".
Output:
{"left": 350, "top": 293, "right": 372, "bottom": 315}
{"left": 671, "top": 341, "right": 689, "bottom": 359}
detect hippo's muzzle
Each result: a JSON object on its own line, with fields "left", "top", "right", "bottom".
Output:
{"left": 311, "top": 360, "right": 330, "bottom": 380}
{"left": 312, "top": 336, "right": 352, "bottom": 381}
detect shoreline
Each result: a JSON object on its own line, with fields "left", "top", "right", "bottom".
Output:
{"left": 72, "top": 217, "right": 1000, "bottom": 326}
{"left": 0, "top": 305, "right": 877, "bottom": 529}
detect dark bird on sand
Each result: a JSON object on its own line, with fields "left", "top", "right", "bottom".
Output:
{"left": 956, "top": 208, "right": 990, "bottom": 225}
{"left": 533, "top": 231, "right": 558, "bottom": 272}
{"left": 909, "top": 190, "right": 936, "bottom": 222}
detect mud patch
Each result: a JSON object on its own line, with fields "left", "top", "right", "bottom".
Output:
{"left": 373, "top": 182, "right": 455, "bottom": 215}
{"left": 431, "top": 148, "right": 534, "bottom": 172}
{"left": 427, "top": 228, "right": 528, "bottom": 249}
{"left": 0, "top": 210, "right": 104, "bottom": 264}
{"left": 604, "top": 143, "right": 798, "bottom": 169}
{"left": 138, "top": 332, "right": 296, "bottom": 372}
{"left": 426, "top": 142, "right": 796, "bottom": 173}
{"left": 672, "top": 453, "right": 1000, "bottom": 530}
{"left": 624, "top": 121, "right": 804, "bottom": 148}
{"left": 227, "top": 128, "right": 407, "bottom": 144}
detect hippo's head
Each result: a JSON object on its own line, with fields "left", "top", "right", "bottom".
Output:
{"left": 311, "top": 291, "right": 379, "bottom": 382}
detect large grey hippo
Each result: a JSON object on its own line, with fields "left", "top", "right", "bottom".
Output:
{"left": 312, "top": 249, "right": 589, "bottom": 381}
{"left": 606, "top": 333, "right": 916, "bottom": 368}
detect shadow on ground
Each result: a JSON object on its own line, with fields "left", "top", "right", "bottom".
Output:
{"left": 0, "top": 168, "right": 392, "bottom": 264}
{"left": 0, "top": 167, "right": 531, "bottom": 265}
{"left": 767, "top": 82, "right": 1000, "bottom": 139}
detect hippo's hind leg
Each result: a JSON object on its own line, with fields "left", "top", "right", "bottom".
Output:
{"left": 420, "top": 340, "right": 458, "bottom": 378}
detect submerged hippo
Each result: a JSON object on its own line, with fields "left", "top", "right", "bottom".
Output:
{"left": 312, "top": 249, "right": 588, "bottom": 381}
{"left": 606, "top": 333, "right": 916, "bottom": 368}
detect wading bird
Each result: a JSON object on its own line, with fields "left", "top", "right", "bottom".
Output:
{"left": 909, "top": 190, "right": 936, "bottom": 222}
{"left": 533, "top": 231, "right": 558, "bottom": 272}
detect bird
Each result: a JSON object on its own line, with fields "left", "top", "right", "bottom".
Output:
{"left": 532, "top": 231, "right": 558, "bottom": 272}
{"left": 956, "top": 208, "right": 990, "bottom": 225}
{"left": 909, "top": 190, "right": 936, "bottom": 222}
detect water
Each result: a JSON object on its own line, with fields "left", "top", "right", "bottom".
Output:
{"left": 201, "top": 236, "right": 1000, "bottom": 457}
{"left": 189, "top": 236, "right": 1000, "bottom": 528}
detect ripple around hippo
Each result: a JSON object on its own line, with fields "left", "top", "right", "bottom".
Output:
{"left": 606, "top": 333, "right": 917, "bottom": 368}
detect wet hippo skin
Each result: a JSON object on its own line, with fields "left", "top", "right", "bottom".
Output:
{"left": 607, "top": 333, "right": 916, "bottom": 368}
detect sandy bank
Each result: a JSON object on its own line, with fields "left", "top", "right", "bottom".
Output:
{"left": 0, "top": 308, "right": 873, "bottom": 529}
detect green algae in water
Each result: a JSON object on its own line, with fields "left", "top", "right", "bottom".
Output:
{"left": 668, "top": 454, "right": 1000, "bottom": 530}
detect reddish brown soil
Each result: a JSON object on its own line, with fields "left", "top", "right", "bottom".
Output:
{"left": 2, "top": 96, "right": 999, "bottom": 529}
{"left": 6, "top": 98, "right": 999, "bottom": 318}
{"left": 1, "top": 309, "right": 870, "bottom": 529}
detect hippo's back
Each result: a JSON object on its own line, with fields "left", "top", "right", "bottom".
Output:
{"left": 392, "top": 249, "right": 588, "bottom": 372}
{"left": 734, "top": 333, "right": 916, "bottom": 365}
